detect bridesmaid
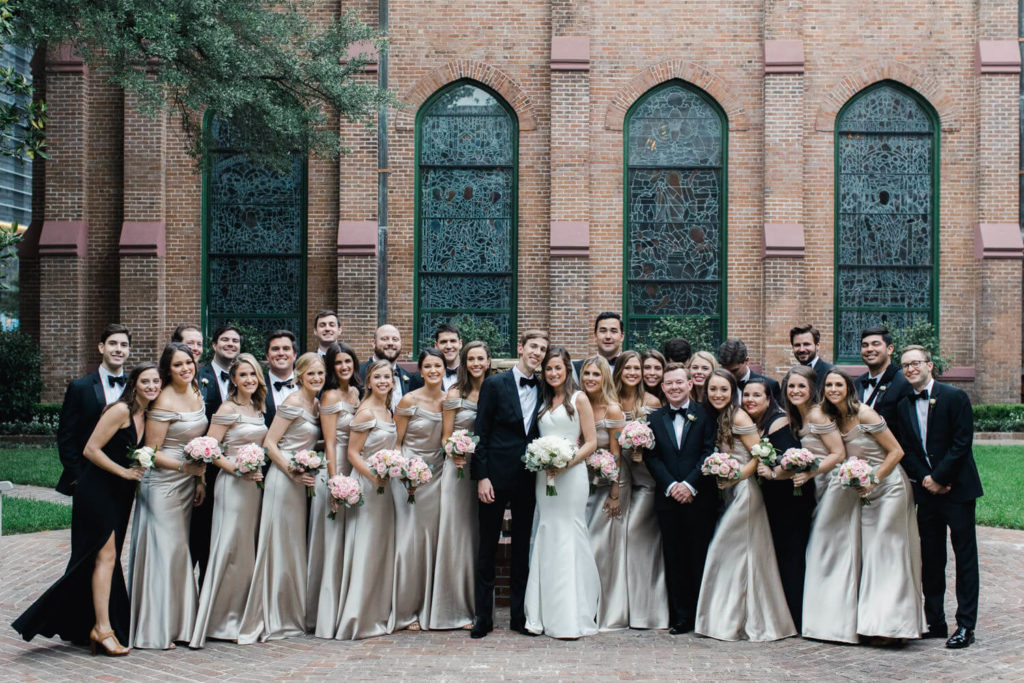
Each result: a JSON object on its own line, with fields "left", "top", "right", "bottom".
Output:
{"left": 695, "top": 370, "right": 795, "bottom": 641}
{"left": 190, "top": 353, "right": 267, "bottom": 648}
{"left": 779, "top": 365, "right": 846, "bottom": 502}
{"left": 238, "top": 352, "right": 324, "bottom": 643}
{"left": 129, "top": 344, "right": 208, "bottom": 649}
{"left": 314, "top": 342, "right": 361, "bottom": 638}
{"left": 805, "top": 369, "right": 923, "bottom": 643}
{"left": 612, "top": 351, "right": 668, "bottom": 629}
{"left": 392, "top": 348, "right": 447, "bottom": 631}
{"left": 335, "top": 359, "right": 398, "bottom": 639}
{"left": 13, "top": 363, "right": 159, "bottom": 654}
{"left": 430, "top": 341, "right": 491, "bottom": 630}
{"left": 686, "top": 351, "right": 718, "bottom": 404}
{"left": 580, "top": 356, "right": 628, "bottom": 631}
{"left": 745, "top": 377, "right": 815, "bottom": 631}
{"left": 641, "top": 349, "right": 667, "bottom": 405}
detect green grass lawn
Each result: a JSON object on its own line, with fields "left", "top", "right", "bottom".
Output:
{"left": 0, "top": 446, "right": 63, "bottom": 488}
{"left": 973, "top": 445, "right": 1024, "bottom": 530}
{"left": 1, "top": 497, "right": 72, "bottom": 535}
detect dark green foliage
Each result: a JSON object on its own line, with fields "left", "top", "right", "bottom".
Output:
{"left": 450, "top": 315, "right": 507, "bottom": 356}
{"left": 0, "top": 330, "right": 40, "bottom": 421}
{"left": 631, "top": 316, "right": 715, "bottom": 355}
{"left": 0, "top": 0, "right": 47, "bottom": 161}
{"left": 973, "top": 404, "right": 1024, "bottom": 432}
{"left": 13, "top": 0, "right": 393, "bottom": 167}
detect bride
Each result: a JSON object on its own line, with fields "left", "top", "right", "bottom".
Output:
{"left": 524, "top": 346, "right": 601, "bottom": 639}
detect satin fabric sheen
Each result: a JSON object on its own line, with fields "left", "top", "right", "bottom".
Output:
{"left": 585, "top": 417, "right": 629, "bottom": 631}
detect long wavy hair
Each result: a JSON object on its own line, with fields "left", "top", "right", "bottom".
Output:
{"left": 455, "top": 340, "right": 491, "bottom": 398}
{"left": 686, "top": 350, "right": 719, "bottom": 403}
{"left": 820, "top": 368, "right": 861, "bottom": 422}
{"left": 641, "top": 348, "right": 667, "bottom": 404}
{"left": 704, "top": 368, "right": 740, "bottom": 449}
{"left": 580, "top": 355, "right": 618, "bottom": 408}
{"left": 323, "top": 342, "right": 362, "bottom": 393}
{"left": 227, "top": 352, "right": 267, "bottom": 414}
{"left": 781, "top": 364, "right": 819, "bottom": 437}
{"left": 158, "top": 342, "right": 201, "bottom": 397}
{"left": 539, "top": 346, "right": 578, "bottom": 419}
{"left": 613, "top": 350, "right": 648, "bottom": 413}
{"left": 358, "top": 358, "right": 395, "bottom": 413}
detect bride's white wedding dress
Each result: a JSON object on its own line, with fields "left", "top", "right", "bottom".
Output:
{"left": 524, "top": 392, "right": 601, "bottom": 639}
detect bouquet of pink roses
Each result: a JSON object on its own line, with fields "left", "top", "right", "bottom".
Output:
{"left": 443, "top": 429, "right": 478, "bottom": 479}
{"left": 618, "top": 420, "right": 655, "bottom": 462}
{"left": 234, "top": 443, "right": 267, "bottom": 489}
{"left": 326, "top": 474, "right": 363, "bottom": 519}
{"left": 837, "top": 457, "right": 878, "bottom": 506}
{"left": 290, "top": 449, "right": 325, "bottom": 498}
{"left": 779, "top": 447, "right": 819, "bottom": 496}
{"left": 585, "top": 448, "right": 619, "bottom": 494}
{"left": 365, "top": 448, "right": 407, "bottom": 494}
{"left": 401, "top": 456, "right": 433, "bottom": 503}
{"left": 183, "top": 436, "right": 222, "bottom": 463}
{"left": 701, "top": 452, "right": 742, "bottom": 481}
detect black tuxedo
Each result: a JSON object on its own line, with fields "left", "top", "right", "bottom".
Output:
{"left": 803, "top": 358, "right": 833, "bottom": 397}
{"left": 643, "top": 401, "right": 717, "bottom": 628}
{"left": 263, "top": 368, "right": 294, "bottom": 428}
{"left": 55, "top": 370, "right": 107, "bottom": 495}
{"left": 895, "top": 381, "right": 982, "bottom": 630}
{"left": 856, "top": 363, "right": 913, "bottom": 427}
{"left": 471, "top": 369, "right": 540, "bottom": 630}
{"left": 739, "top": 370, "right": 781, "bottom": 404}
{"left": 191, "top": 362, "right": 227, "bottom": 586}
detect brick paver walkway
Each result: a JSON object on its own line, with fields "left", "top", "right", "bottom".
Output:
{"left": 0, "top": 526, "right": 1022, "bottom": 681}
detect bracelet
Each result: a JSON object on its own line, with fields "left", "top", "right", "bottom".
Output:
{"left": 177, "top": 461, "right": 183, "bottom": 473}
{"left": 232, "top": 468, "right": 243, "bottom": 478}
{"left": 770, "top": 469, "right": 777, "bottom": 479}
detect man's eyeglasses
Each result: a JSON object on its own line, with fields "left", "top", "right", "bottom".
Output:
{"left": 900, "top": 360, "right": 929, "bottom": 371}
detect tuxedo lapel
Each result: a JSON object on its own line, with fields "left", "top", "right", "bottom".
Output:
{"left": 504, "top": 371, "right": 526, "bottom": 435}
{"left": 678, "top": 404, "right": 696, "bottom": 450}
{"left": 660, "top": 410, "right": 680, "bottom": 453}
{"left": 925, "top": 382, "right": 940, "bottom": 451}
{"left": 901, "top": 397, "right": 924, "bottom": 449}
{"left": 89, "top": 370, "right": 104, "bottom": 408}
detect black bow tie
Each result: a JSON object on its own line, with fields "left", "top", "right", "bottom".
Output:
{"left": 445, "top": 367, "right": 459, "bottom": 377}
{"left": 519, "top": 375, "right": 538, "bottom": 388}
{"left": 107, "top": 374, "right": 126, "bottom": 387}
{"left": 274, "top": 379, "right": 294, "bottom": 391}
{"left": 915, "top": 389, "right": 930, "bottom": 402}
{"left": 219, "top": 371, "right": 230, "bottom": 383}
{"left": 669, "top": 406, "right": 688, "bottom": 419}
{"left": 861, "top": 377, "right": 879, "bottom": 389}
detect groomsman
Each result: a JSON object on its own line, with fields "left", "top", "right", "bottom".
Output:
{"left": 717, "top": 338, "right": 781, "bottom": 403}
{"left": 264, "top": 329, "right": 298, "bottom": 427}
{"left": 55, "top": 324, "right": 132, "bottom": 496}
{"left": 662, "top": 337, "right": 692, "bottom": 364}
{"left": 643, "top": 363, "right": 717, "bottom": 634}
{"left": 313, "top": 310, "right": 341, "bottom": 356}
{"left": 790, "top": 324, "right": 832, "bottom": 396}
{"left": 434, "top": 323, "right": 464, "bottom": 392}
{"left": 358, "top": 324, "right": 415, "bottom": 409}
{"left": 192, "top": 323, "right": 242, "bottom": 586}
{"left": 171, "top": 323, "right": 204, "bottom": 362}
{"left": 572, "top": 312, "right": 624, "bottom": 379}
{"left": 895, "top": 345, "right": 983, "bottom": 649}
{"left": 856, "top": 325, "right": 913, "bottom": 426}
{"left": 471, "top": 329, "right": 548, "bottom": 638}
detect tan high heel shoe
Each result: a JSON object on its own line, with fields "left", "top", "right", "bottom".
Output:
{"left": 89, "top": 627, "right": 129, "bottom": 656}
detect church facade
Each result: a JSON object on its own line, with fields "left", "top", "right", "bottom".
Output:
{"left": 17, "top": 0, "right": 1024, "bottom": 402}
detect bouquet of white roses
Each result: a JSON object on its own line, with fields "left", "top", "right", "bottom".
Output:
{"left": 523, "top": 435, "right": 575, "bottom": 496}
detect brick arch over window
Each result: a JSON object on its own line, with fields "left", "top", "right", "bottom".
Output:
{"left": 605, "top": 60, "right": 749, "bottom": 131}
{"left": 399, "top": 61, "right": 537, "bottom": 131}
{"left": 815, "top": 60, "right": 960, "bottom": 132}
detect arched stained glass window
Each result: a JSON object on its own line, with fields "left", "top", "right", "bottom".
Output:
{"left": 624, "top": 81, "right": 726, "bottom": 346}
{"left": 203, "top": 116, "right": 307, "bottom": 341}
{"left": 835, "top": 82, "right": 938, "bottom": 361}
{"left": 415, "top": 81, "right": 517, "bottom": 356}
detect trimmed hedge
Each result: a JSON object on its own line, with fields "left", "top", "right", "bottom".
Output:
{"left": 0, "top": 331, "right": 41, "bottom": 422}
{"left": 973, "top": 404, "right": 1024, "bottom": 433}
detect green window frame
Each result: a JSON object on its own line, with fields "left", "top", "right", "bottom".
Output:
{"left": 414, "top": 80, "right": 518, "bottom": 356}
{"left": 201, "top": 113, "right": 308, "bottom": 344}
{"left": 622, "top": 80, "right": 728, "bottom": 348}
{"left": 833, "top": 81, "right": 940, "bottom": 362}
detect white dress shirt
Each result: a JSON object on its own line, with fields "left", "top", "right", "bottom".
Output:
{"left": 862, "top": 369, "right": 886, "bottom": 406}
{"left": 210, "top": 359, "right": 232, "bottom": 402}
{"left": 442, "top": 364, "right": 460, "bottom": 392}
{"left": 269, "top": 372, "right": 298, "bottom": 408}
{"left": 97, "top": 366, "right": 126, "bottom": 406}
{"left": 664, "top": 401, "right": 697, "bottom": 498}
{"left": 511, "top": 365, "right": 538, "bottom": 433}
{"left": 915, "top": 379, "right": 935, "bottom": 465}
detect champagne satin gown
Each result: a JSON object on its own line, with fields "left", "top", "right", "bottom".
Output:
{"left": 392, "top": 405, "right": 445, "bottom": 630}
{"left": 237, "top": 404, "right": 320, "bottom": 643}
{"left": 428, "top": 397, "right": 479, "bottom": 630}
{"left": 799, "top": 420, "right": 839, "bottom": 502}
{"left": 525, "top": 393, "right": 601, "bottom": 639}
{"left": 128, "top": 407, "right": 208, "bottom": 649}
{"left": 313, "top": 399, "right": 356, "bottom": 638}
{"left": 189, "top": 414, "right": 267, "bottom": 647}
{"left": 335, "top": 419, "right": 398, "bottom": 639}
{"left": 695, "top": 423, "right": 796, "bottom": 641}
{"left": 622, "top": 407, "right": 669, "bottom": 629}
{"left": 585, "top": 416, "right": 629, "bottom": 631}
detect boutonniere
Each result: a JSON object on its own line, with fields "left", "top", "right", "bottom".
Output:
{"left": 878, "top": 385, "right": 887, "bottom": 392}
{"left": 929, "top": 398, "right": 936, "bottom": 406}
{"left": 686, "top": 414, "right": 697, "bottom": 423}
{"left": 402, "top": 374, "right": 410, "bottom": 382}
{"left": 201, "top": 377, "right": 209, "bottom": 387}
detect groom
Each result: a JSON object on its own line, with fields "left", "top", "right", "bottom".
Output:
{"left": 644, "top": 363, "right": 717, "bottom": 634}
{"left": 471, "top": 329, "right": 549, "bottom": 638}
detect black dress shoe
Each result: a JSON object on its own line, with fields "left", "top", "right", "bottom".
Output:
{"left": 470, "top": 621, "right": 493, "bottom": 639}
{"left": 945, "top": 626, "right": 975, "bottom": 649}
{"left": 923, "top": 626, "right": 948, "bottom": 639}
{"left": 668, "top": 622, "right": 694, "bottom": 635}
{"left": 517, "top": 626, "right": 540, "bottom": 637}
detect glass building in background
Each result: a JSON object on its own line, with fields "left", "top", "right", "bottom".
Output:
{"left": 0, "top": 43, "right": 33, "bottom": 230}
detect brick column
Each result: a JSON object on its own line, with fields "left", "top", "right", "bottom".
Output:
{"left": 761, "top": 41, "right": 807, "bottom": 377}
{"left": 974, "top": 41, "right": 1022, "bottom": 402}
{"left": 38, "top": 45, "right": 89, "bottom": 400}
{"left": 549, "top": 36, "right": 591, "bottom": 359}
{"left": 120, "top": 85, "right": 167, "bottom": 361}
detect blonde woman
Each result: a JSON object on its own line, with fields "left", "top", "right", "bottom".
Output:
{"left": 687, "top": 351, "right": 718, "bottom": 404}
